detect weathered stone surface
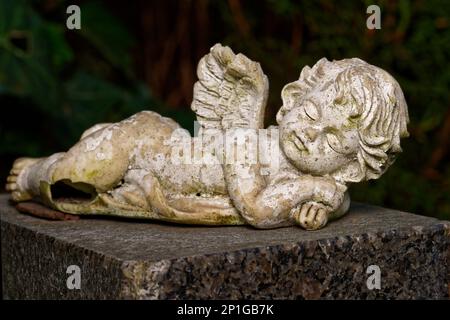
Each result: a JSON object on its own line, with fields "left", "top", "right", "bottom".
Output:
{"left": 1, "top": 194, "right": 448, "bottom": 299}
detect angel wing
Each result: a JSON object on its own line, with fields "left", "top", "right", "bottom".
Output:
{"left": 191, "top": 44, "right": 269, "bottom": 131}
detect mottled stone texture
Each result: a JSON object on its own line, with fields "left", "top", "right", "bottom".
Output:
{"left": 1, "top": 194, "right": 449, "bottom": 299}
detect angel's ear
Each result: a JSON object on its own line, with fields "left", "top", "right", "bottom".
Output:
{"left": 275, "top": 108, "right": 287, "bottom": 125}
{"left": 276, "top": 81, "right": 303, "bottom": 124}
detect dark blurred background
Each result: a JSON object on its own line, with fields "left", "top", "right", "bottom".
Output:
{"left": 0, "top": 0, "right": 449, "bottom": 219}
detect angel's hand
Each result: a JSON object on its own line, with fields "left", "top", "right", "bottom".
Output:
{"left": 290, "top": 177, "right": 346, "bottom": 230}
{"left": 290, "top": 201, "right": 330, "bottom": 230}
{"left": 311, "top": 176, "right": 346, "bottom": 212}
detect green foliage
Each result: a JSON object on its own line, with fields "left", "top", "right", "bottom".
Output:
{"left": 78, "top": 1, "right": 134, "bottom": 73}
{"left": 0, "top": 0, "right": 163, "bottom": 156}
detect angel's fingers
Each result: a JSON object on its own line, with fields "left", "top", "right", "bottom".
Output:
{"left": 305, "top": 206, "right": 319, "bottom": 228}
{"left": 292, "top": 207, "right": 301, "bottom": 222}
{"left": 314, "top": 208, "right": 328, "bottom": 229}
{"left": 306, "top": 204, "right": 319, "bottom": 218}
{"left": 298, "top": 203, "right": 312, "bottom": 226}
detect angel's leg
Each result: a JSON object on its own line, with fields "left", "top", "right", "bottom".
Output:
{"left": 101, "top": 169, "right": 247, "bottom": 225}
{"left": 6, "top": 151, "right": 246, "bottom": 225}
{"left": 7, "top": 111, "right": 188, "bottom": 217}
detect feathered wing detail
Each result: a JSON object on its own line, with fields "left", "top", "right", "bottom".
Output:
{"left": 191, "top": 44, "right": 269, "bottom": 130}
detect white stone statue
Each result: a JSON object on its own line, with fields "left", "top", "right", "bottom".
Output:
{"left": 5, "top": 44, "right": 409, "bottom": 230}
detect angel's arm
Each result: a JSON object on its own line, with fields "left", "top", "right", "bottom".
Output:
{"left": 223, "top": 130, "right": 345, "bottom": 228}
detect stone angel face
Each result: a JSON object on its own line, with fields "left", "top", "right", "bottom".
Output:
{"left": 5, "top": 44, "right": 409, "bottom": 230}
{"left": 277, "top": 58, "right": 409, "bottom": 184}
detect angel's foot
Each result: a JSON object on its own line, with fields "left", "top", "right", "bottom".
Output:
{"left": 6, "top": 157, "right": 40, "bottom": 202}
{"left": 291, "top": 202, "right": 329, "bottom": 230}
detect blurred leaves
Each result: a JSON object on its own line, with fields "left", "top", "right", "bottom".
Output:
{"left": 0, "top": 0, "right": 160, "bottom": 156}
{"left": 78, "top": 1, "right": 134, "bottom": 73}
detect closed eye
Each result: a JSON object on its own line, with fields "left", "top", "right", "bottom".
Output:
{"left": 326, "top": 132, "right": 345, "bottom": 154}
{"left": 304, "top": 100, "right": 320, "bottom": 121}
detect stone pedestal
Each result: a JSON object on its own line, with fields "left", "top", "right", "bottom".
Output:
{"left": 1, "top": 194, "right": 448, "bottom": 299}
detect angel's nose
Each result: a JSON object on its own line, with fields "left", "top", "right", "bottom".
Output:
{"left": 305, "top": 128, "right": 320, "bottom": 141}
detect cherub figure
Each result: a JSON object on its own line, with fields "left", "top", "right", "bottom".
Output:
{"left": 5, "top": 44, "right": 409, "bottom": 230}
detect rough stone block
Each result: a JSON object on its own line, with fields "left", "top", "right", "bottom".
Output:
{"left": 1, "top": 194, "right": 448, "bottom": 299}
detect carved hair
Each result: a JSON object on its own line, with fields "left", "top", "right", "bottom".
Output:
{"left": 277, "top": 58, "right": 409, "bottom": 182}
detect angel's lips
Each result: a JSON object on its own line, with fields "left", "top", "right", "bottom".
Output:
{"left": 291, "top": 133, "right": 308, "bottom": 152}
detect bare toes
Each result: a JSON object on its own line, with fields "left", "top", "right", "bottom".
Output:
{"left": 5, "top": 183, "right": 17, "bottom": 191}
{"left": 10, "top": 167, "right": 21, "bottom": 175}
{"left": 12, "top": 158, "right": 29, "bottom": 170}
{"left": 12, "top": 157, "right": 39, "bottom": 171}
{"left": 6, "top": 157, "right": 39, "bottom": 202}
{"left": 11, "top": 190, "right": 32, "bottom": 202}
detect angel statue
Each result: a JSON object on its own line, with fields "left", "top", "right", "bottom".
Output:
{"left": 5, "top": 44, "right": 409, "bottom": 230}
